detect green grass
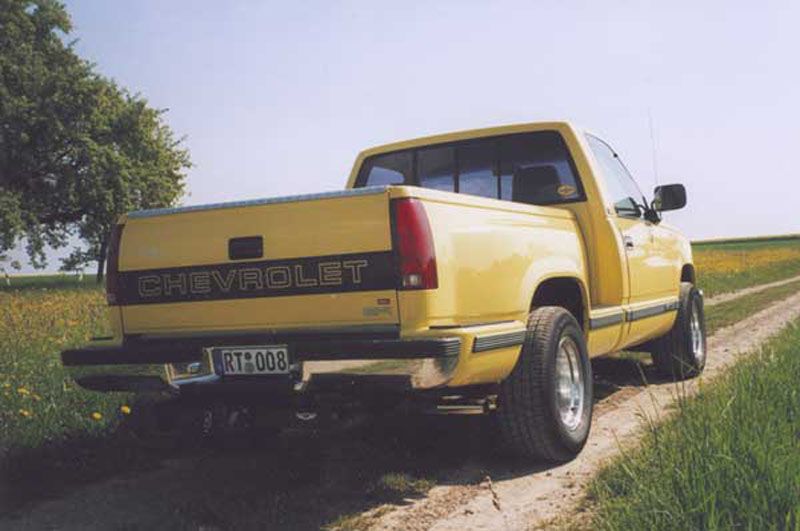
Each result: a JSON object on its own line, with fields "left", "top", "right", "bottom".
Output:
{"left": 0, "top": 287, "right": 157, "bottom": 513}
{"left": 706, "top": 279, "right": 800, "bottom": 332}
{"left": 589, "top": 322, "right": 800, "bottom": 530}
{"left": 0, "top": 287, "right": 123, "bottom": 450}
{"left": 0, "top": 273, "right": 100, "bottom": 292}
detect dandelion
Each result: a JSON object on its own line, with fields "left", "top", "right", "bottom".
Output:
{"left": 2, "top": 382, "right": 9, "bottom": 389}
{"left": 32, "top": 393, "right": 42, "bottom": 401}
{"left": 17, "top": 387, "right": 30, "bottom": 396}
{"left": 18, "top": 409, "right": 32, "bottom": 418}
{"left": 91, "top": 412, "right": 103, "bottom": 421}
{"left": 120, "top": 405, "right": 132, "bottom": 415}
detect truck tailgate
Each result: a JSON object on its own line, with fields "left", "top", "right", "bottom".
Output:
{"left": 116, "top": 189, "right": 399, "bottom": 334}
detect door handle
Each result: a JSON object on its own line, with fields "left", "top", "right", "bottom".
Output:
{"left": 624, "top": 236, "right": 635, "bottom": 249}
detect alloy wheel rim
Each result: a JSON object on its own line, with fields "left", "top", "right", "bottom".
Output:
{"left": 555, "top": 335, "right": 585, "bottom": 431}
{"left": 690, "top": 300, "right": 705, "bottom": 366}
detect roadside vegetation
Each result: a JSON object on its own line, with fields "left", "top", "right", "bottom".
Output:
{"left": 0, "top": 286, "right": 148, "bottom": 512}
{"left": 0, "top": 288, "right": 117, "bottom": 450}
{"left": 589, "top": 322, "right": 800, "bottom": 530}
{"left": 693, "top": 235, "right": 800, "bottom": 297}
{"left": 705, "top": 278, "right": 800, "bottom": 332}
{"left": 0, "top": 274, "right": 99, "bottom": 292}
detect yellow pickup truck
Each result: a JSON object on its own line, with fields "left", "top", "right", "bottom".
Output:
{"left": 62, "top": 121, "right": 705, "bottom": 462}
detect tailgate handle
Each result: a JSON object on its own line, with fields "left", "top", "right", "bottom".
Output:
{"left": 228, "top": 236, "right": 263, "bottom": 260}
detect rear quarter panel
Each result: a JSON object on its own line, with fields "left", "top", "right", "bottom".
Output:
{"left": 389, "top": 187, "right": 587, "bottom": 333}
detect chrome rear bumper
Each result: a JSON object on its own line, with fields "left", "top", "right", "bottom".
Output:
{"left": 62, "top": 335, "right": 462, "bottom": 395}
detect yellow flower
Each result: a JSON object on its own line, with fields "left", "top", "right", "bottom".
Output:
{"left": 32, "top": 393, "right": 42, "bottom": 401}
{"left": 17, "top": 387, "right": 30, "bottom": 395}
{"left": 91, "top": 412, "right": 103, "bottom": 421}
{"left": 120, "top": 405, "right": 132, "bottom": 415}
{"left": 2, "top": 383, "right": 10, "bottom": 389}
{"left": 18, "top": 409, "right": 32, "bottom": 418}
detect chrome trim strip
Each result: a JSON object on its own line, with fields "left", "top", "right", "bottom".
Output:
{"left": 589, "top": 299, "right": 679, "bottom": 330}
{"left": 472, "top": 330, "right": 527, "bottom": 352}
{"left": 588, "top": 312, "right": 624, "bottom": 330}
{"left": 626, "top": 300, "right": 679, "bottom": 322}
{"left": 127, "top": 186, "right": 389, "bottom": 219}
{"left": 429, "top": 320, "right": 514, "bottom": 330}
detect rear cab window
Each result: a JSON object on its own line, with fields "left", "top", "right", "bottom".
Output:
{"left": 355, "top": 131, "right": 585, "bottom": 207}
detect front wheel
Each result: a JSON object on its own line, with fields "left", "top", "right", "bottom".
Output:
{"left": 650, "top": 282, "right": 707, "bottom": 379}
{"left": 497, "top": 307, "right": 593, "bottom": 462}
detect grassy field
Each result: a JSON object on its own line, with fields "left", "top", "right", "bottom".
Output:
{"left": 589, "top": 322, "right": 800, "bottom": 530}
{"left": 693, "top": 235, "right": 800, "bottom": 297}
{"left": 0, "top": 273, "right": 99, "bottom": 292}
{"left": 0, "top": 285, "right": 149, "bottom": 511}
{"left": 0, "top": 288, "right": 121, "bottom": 450}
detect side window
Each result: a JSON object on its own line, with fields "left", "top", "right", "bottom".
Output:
{"left": 498, "top": 132, "right": 583, "bottom": 205}
{"left": 458, "top": 141, "right": 497, "bottom": 199}
{"left": 417, "top": 145, "right": 455, "bottom": 192}
{"left": 586, "top": 134, "right": 646, "bottom": 218}
{"left": 358, "top": 152, "right": 412, "bottom": 186}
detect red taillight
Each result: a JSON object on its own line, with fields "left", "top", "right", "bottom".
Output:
{"left": 391, "top": 198, "right": 438, "bottom": 290}
{"left": 105, "top": 223, "right": 125, "bottom": 305}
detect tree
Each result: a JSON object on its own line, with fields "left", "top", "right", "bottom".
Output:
{"left": 0, "top": 0, "right": 189, "bottom": 279}
{"left": 0, "top": 253, "right": 22, "bottom": 285}
{"left": 61, "top": 85, "right": 189, "bottom": 281}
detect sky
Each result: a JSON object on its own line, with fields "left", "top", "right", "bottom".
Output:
{"left": 10, "top": 0, "right": 800, "bottom": 272}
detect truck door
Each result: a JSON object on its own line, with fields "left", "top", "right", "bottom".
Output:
{"left": 585, "top": 135, "right": 674, "bottom": 302}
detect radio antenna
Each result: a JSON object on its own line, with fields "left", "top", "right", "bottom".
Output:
{"left": 648, "top": 108, "right": 660, "bottom": 187}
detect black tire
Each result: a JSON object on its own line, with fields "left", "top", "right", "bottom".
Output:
{"left": 497, "top": 307, "right": 593, "bottom": 462}
{"left": 650, "top": 282, "right": 707, "bottom": 380}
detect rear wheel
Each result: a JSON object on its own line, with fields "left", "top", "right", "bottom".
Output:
{"left": 650, "top": 282, "right": 707, "bottom": 379}
{"left": 497, "top": 307, "right": 593, "bottom": 462}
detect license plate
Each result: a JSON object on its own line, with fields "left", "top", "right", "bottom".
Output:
{"left": 213, "top": 345, "right": 290, "bottom": 376}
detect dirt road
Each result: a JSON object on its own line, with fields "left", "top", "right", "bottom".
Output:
{"left": 704, "top": 274, "right": 800, "bottom": 307}
{"left": 3, "top": 289, "right": 800, "bottom": 530}
{"left": 375, "top": 290, "right": 800, "bottom": 530}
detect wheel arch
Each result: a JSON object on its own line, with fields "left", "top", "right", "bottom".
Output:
{"left": 681, "top": 263, "right": 696, "bottom": 284}
{"left": 530, "top": 276, "right": 589, "bottom": 330}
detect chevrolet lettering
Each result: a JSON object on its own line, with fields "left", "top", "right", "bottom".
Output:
{"left": 119, "top": 253, "right": 391, "bottom": 305}
{"left": 61, "top": 121, "right": 704, "bottom": 462}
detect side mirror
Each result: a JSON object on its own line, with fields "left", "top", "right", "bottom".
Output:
{"left": 653, "top": 183, "right": 686, "bottom": 212}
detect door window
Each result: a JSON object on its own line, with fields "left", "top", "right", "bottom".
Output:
{"left": 586, "top": 134, "right": 647, "bottom": 218}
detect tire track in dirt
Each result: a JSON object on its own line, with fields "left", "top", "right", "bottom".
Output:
{"left": 375, "top": 290, "right": 800, "bottom": 531}
{"left": 704, "top": 274, "right": 800, "bottom": 307}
